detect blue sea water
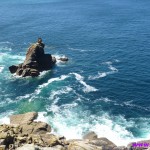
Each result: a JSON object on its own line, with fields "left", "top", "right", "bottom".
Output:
{"left": 0, "top": 0, "right": 150, "bottom": 146}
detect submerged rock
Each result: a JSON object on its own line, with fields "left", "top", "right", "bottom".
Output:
{"left": 9, "top": 43, "right": 56, "bottom": 77}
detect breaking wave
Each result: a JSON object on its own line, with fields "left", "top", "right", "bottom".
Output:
{"left": 70, "top": 73, "right": 98, "bottom": 93}
{"left": 88, "top": 60, "right": 118, "bottom": 80}
{"left": 0, "top": 66, "right": 4, "bottom": 73}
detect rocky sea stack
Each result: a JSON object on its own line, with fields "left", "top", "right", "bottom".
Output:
{"left": 0, "top": 112, "right": 149, "bottom": 150}
{"left": 9, "top": 43, "right": 56, "bottom": 77}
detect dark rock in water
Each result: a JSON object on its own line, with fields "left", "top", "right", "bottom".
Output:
{"left": 38, "top": 54, "right": 56, "bottom": 71}
{"left": 9, "top": 65, "right": 18, "bottom": 74}
{"left": 9, "top": 43, "right": 56, "bottom": 77}
{"left": 58, "top": 57, "right": 69, "bottom": 61}
{"left": 16, "top": 68, "right": 23, "bottom": 76}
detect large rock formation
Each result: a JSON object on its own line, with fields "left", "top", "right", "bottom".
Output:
{"left": 9, "top": 43, "right": 56, "bottom": 77}
{"left": 0, "top": 112, "right": 149, "bottom": 150}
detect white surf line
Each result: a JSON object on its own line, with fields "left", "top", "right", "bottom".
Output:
{"left": 70, "top": 72, "right": 98, "bottom": 93}
{"left": 89, "top": 61, "right": 119, "bottom": 80}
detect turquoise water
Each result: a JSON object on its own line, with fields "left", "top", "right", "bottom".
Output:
{"left": 0, "top": 0, "right": 150, "bottom": 146}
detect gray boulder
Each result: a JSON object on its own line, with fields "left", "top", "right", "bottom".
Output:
{"left": 83, "top": 131, "right": 98, "bottom": 140}
{"left": 89, "top": 137, "right": 116, "bottom": 150}
{"left": 10, "top": 112, "right": 38, "bottom": 125}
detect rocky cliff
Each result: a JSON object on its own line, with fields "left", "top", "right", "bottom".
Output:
{"left": 0, "top": 112, "right": 149, "bottom": 150}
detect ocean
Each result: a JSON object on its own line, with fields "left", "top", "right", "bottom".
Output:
{"left": 0, "top": 0, "right": 150, "bottom": 146}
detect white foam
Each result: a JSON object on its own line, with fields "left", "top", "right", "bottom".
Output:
{"left": 89, "top": 61, "right": 118, "bottom": 80}
{"left": 89, "top": 72, "right": 108, "bottom": 80}
{"left": 70, "top": 73, "right": 98, "bottom": 93}
{"left": 16, "top": 94, "right": 32, "bottom": 100}
{"left": 48, "top": 103, "right": 60, "bottom": 113}
{"left": 35, "top": 112, "right": 49, "bottom": 123}
{"left": 37, "top": 75, "right": 69, "bottom": 93}
{"left": 0, "top": 52, "right": 24, "bottom": 65}
{"left": 0, "top": 41, "right": 13, "bottom": 51}
{"left": 49, "top": 87, "right": 73, "bottom": 100}
{"left": 61, "top": 102, "right": 78, "bottom": 109}
{"left": 14, "top": 75, "right": 70, "bottom": 103}
{"left": 39, "top": 70, "right": 50, "bottom": 77}
{"left": 115, "top": 59, "right": 120, "bottom": 62}
{"left": 52, "top": 122, "right": 83, "bottom": 139}
{"left": 53, "top": 54, "right": 68, "bottom": 64}
{"left": 46, "top": 107, "right": 144, "bottom": 146}
{"left": 104, "top": 61, "right": 118, "bottom": 72}
{"left": 0, "top": 98, "right": 15, "bottom": 107}
{"left": 123, "top": 101, "right": 150, "bottom": 112}
{"left": 0, "top": 111, "right": 14, "bottom": 124}
{"left": 27, "top": 75, "right": 70, "bottom": 102}
{"left": 71, "top": 72, "right": 84, "bottom": 80}
{"left": 94, "top": 97, "right": 114, "bottom": 103}
{"left": 0, "top": 66, "right": 4, "bottom": 73}
{"left": 103, "top": 61, "right": 112, "bottom": 65}
{"left": 109, "top": 65, "right": 118, "bottom": 72}
{"left": 48, "top": 107, "right": 129, "bottom": 145}
{"left": 68, "top": 47, "right": 95, "bottom": 52}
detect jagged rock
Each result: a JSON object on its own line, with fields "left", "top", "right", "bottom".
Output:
{"left": 32, "top": 122, "right": 51, "bottom": 134}
{"left": 29, "top": 134, "right": 59, "bottom": 147}
{"left": 9, "top": 43, "right": 56, "bottom": 77}
{"left": 9, "top": 65, "right": 18, "bottom": 74}
{"left": 3, "top": 134, "right": 14, "bottom": 149}
{"left": 83, "top": 131, "right": 98, "bottom": 140}
{"left": 20, "top": 121, "right": 51, "bottom": 135}
{"left": 16, "top": 68, "right": 24, "bottom": 76}
{"left": 0, "top": 125, "right": 8, "bottom": 133}
{"left": 0, "top": 112, "right": 119, "bottom": 150}
{"left": 10, "top": 112, "right": 38, "bottom": 125}
{"left": 30, "top": 68, "right": 40, "bottom": 77}
{"left": 37, "top": 54, "right": 56, "bottom": 71}
{"left": 40, "top": 134, "right": 59, "bottom": 147}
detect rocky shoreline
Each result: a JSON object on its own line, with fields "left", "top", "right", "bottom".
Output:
{"left": 0, "top": 112, "right": 149, "bottom": 150}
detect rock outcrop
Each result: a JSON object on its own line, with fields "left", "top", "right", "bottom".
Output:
{"left": 0, "top": 112, "right": 149, "bottom": 150}
{"left": 9, "top": 43, "right": 56, "bottom": 77}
